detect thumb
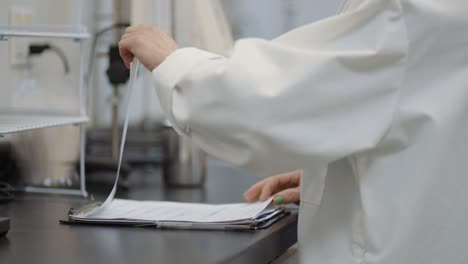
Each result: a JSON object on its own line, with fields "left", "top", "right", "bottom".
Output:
{"left": 118, "top": 40, "right": 135, "bottom": 69}
{"left": 273, "top": 187, "right": 300, "bottom": 205}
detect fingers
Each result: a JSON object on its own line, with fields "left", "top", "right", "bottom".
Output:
{"left": 258, "top": 173, "right": 298, "bottom": 201}
{"left": 244, "top": 177, "right": 273, "bottom": 202}
{"left": 118, "top": 38, "right": 134, "bottom": 68}
{"left": 259, "top": 180, "right": 276, "bottom": 201}
{"left": 244, "top": 170, "right": 299, "bottom": 202}
{"left": 119, "top": 25, "right": 177, "bottom": 71}
{"left": 247, "top": 170, "right": 301, "bottom": 199}
{"left": 273, "top": 187, "right": 300, "bottom": 205}
{"left": 243, "top": 170, "right": 301, "bottom": 202}
{"left": 119, "top": 25, "right": 150, "bottom": 68}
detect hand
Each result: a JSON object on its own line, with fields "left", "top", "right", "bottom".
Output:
{"left": 244, "top": 170, "right": 301, "bottom": 205}
{"left": 119, "top": 24, "right": 178, "bottom": 71}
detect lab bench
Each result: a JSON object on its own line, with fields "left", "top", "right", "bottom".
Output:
{"left": 0, "top": 160, "right": 298, "bottom": 264}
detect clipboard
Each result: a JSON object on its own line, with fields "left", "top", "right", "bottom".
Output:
{"left": 60, "top": 199, "right": 289, "bottom": 231}
{"left": 60, "top": 211, "right": 289, "bottom": 231}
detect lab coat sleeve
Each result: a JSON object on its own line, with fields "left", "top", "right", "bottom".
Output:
{"left": 153, "top": 0, "right": 408, "bottom": 178}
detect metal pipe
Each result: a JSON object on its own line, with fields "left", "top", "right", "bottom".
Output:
{"left": 113, "top": 0, "right": 122, "bottom": 40}
{"left": 79, "top": 40, "right": 88, "bottom": 197}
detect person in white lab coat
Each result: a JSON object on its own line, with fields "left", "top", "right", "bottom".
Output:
{"left": 119, "top": 0, "right": 468, "bottom": 263}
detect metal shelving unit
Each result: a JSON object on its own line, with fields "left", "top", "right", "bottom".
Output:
{"left": 0, "top": 24, "right": 91, "bottom": 197}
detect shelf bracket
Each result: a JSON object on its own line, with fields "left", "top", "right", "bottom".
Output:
{"left": 0, "top": 35, "right": 8, "bottom": 41}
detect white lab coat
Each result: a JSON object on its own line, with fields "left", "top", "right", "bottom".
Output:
{"left": 153, "top": 0, "right": 468, "bottom": 263}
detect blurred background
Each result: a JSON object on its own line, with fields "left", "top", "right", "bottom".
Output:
{"left": 0, "top": 0, "right": 341, "bottom": 193}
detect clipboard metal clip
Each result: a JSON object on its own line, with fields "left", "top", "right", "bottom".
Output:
{"left": 69, "top": 202, "right": 102, "bottom": 216}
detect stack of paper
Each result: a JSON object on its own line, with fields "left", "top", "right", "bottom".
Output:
{"left": 67, "top": 198, "right": 287, "bottom": 230}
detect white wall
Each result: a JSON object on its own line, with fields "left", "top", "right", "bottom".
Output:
{"left": 222, "top": 0, "right": 342, "bottom": 39}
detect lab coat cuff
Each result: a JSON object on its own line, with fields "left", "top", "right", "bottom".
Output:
{"left": 153, "top": 48, "right": 222, "bottom": 136}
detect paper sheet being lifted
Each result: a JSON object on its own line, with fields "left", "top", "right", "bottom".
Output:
{"left": 67, "top": 59, "right": 286, "bottom": 230}
{"left": 79, "top": 58, "right": 140, "bottom": 217}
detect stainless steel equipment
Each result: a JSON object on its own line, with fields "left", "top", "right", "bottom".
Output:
{"left": 164, "top": 127, "right": 206, "bottom": 187}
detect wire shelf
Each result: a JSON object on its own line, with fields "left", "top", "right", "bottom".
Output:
{"left": 0, "top": 24, "right": 90, "bottom": 39}
{"left": 0, "top": 114, "right": 88, "bottom": 135}
{"left": 0, "top": 22, "right": 90, "bottom": 197}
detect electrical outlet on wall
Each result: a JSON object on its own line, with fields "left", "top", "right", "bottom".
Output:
{"left": 9, "top": 7, "right": 34, "bottom": 66}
